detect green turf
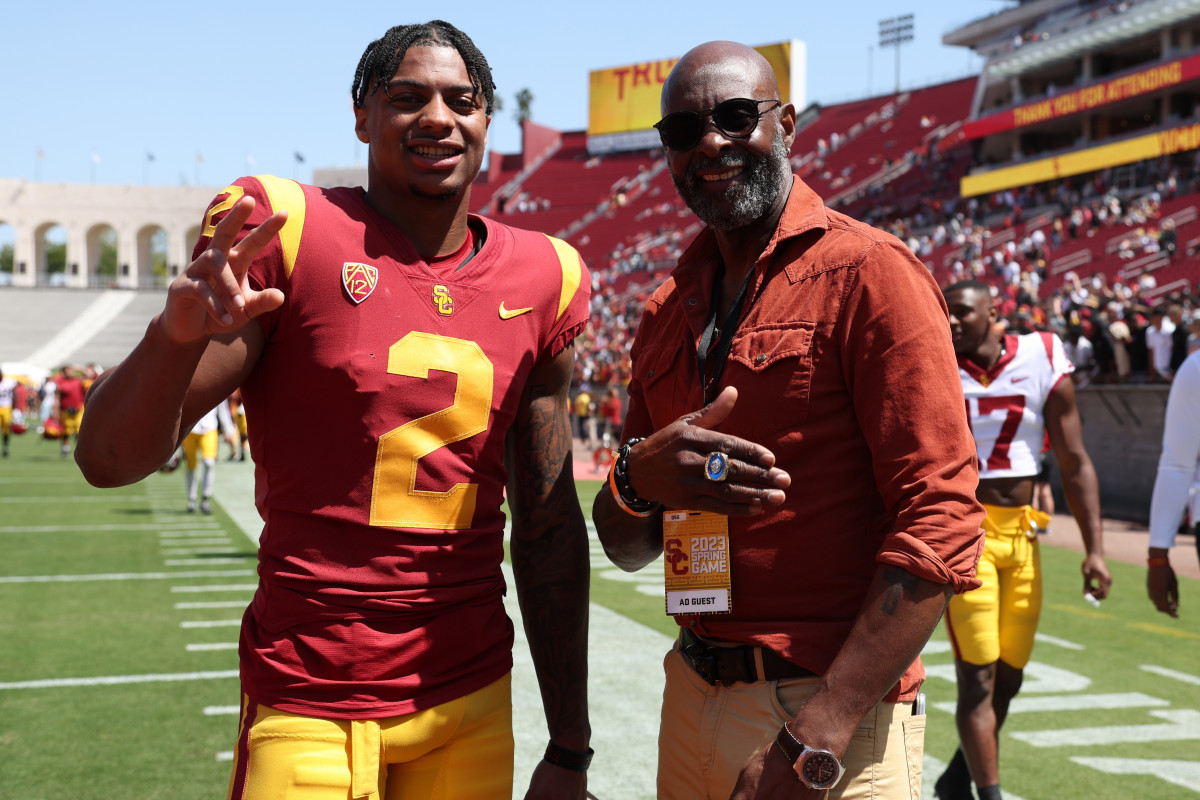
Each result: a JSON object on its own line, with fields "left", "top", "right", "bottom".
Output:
{"left": 3, "top": 430, "right": 1198, "bottom": 799}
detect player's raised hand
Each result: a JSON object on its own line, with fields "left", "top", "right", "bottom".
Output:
{"left": 162, "top": 196, "right": 287, "bottom": 343}
{"left": 626, "top": 386, "right": 790, "bottom": 516}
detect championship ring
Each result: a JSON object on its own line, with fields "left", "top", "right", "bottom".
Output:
{"left": 704, "top": 452, "right": 729, "bottom": 482}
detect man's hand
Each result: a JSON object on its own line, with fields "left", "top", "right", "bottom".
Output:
{"left": 1148, "top": 561, "right": 1180, "bottom": 617}
{"left": 162, "top": 196, "right": 287, "bottom": 344}
{"left": 729, "top": 741, "right": 824, "bottom": 800}
{"left": 524, "top": 759, "right": 587, "bottom": 800}
{"left": 626, "top": 386, "right": 790, "bottom": 516}
{"left": 1081, "top": 553, "right": 1112, "bottom": 601}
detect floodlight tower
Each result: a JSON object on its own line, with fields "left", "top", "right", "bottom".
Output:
{"left": 879, "top": 14, "right": 914, "bottom": 96}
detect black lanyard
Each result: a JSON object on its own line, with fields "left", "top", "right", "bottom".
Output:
{"left": 696, "top": 262, "right": 756, "bottom": 404}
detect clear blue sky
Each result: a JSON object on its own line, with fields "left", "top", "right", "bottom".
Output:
{"left": 0, "top": 0, "right": 995, "bottom": 188}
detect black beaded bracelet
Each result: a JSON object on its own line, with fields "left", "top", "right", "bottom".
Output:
{"left": 612, "top": 437, "right": 659, "bottom": 514}
{"left": 543, "top": 740, "right": 595, "bottom": 771}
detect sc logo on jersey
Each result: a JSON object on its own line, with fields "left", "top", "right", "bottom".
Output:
{"left": 432, "top": 285, "right": 454, "bottom": 315}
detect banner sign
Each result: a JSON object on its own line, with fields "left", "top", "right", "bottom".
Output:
{"left": 963, "top": 53, "right": 1200, "bottom": 141}
{"left": 587, "top": 41, "right": 803, "bottom": 153}
{"left": 961, "top": 119, "right": 1200, "bottom": 197}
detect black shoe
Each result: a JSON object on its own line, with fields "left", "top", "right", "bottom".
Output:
{"left": 934, "top": 769, "right": 974, "bottom": 800}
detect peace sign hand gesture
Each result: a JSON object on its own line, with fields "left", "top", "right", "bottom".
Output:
{"left": 162, "top": 195, "right": 287, "bottom": 344}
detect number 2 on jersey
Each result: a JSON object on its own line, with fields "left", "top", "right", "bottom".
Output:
{"left": 370, "top": 332, "right": 493, "bottom": 529}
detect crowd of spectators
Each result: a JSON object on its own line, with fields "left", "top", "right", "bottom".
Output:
{"left": 568, "top": 156, "right": 1197, "bottom": 420}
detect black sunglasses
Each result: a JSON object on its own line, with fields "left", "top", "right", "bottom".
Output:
{"left": 654, "top": 98, "right": 781, "bottom": 151}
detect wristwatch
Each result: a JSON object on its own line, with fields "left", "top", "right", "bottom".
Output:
{"left": 775, "top": 724, "right": 846, "bottom": 790}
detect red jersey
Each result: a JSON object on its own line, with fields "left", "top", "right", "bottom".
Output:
{"left": 194, "top": 176, "right": 590, "bottom": 718}
{"left": 57, "top": 376, "right": 85, "bottom": 411}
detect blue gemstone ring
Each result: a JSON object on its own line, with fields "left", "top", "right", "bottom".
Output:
{"left": 704, "top": 452, "right": 729, "bottom": 482}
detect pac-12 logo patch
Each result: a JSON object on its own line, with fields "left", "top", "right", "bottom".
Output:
{"left": 342, "top": 262, "right": 378, "bottom": 304}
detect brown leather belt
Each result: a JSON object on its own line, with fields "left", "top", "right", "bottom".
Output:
{"left": 680, "top": 628, "right": 816, "bottom": 686}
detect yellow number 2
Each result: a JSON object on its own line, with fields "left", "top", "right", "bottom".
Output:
{"left": 369, "top": 332, "right": 493, "bottom": 530}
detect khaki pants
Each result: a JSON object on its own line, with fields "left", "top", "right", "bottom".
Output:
{"left": 657, "top": 646, "right": 926, "bottom": 800}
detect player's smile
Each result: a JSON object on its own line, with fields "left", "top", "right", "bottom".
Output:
{"left": 407, "top": 141, "right": 464, "bottom": 168}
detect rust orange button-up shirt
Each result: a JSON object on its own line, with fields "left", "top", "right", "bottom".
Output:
{"left": 623, "top": 178, "right": 985, "bottom": 701}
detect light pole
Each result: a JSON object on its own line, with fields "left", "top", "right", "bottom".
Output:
{"left": 879, "top": 14, "right": 914, "bottom": 96}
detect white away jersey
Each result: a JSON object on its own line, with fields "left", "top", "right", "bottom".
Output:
{"left": 959, "top": 332, "right": 1073, "bottom": 480}
{"left": 0, "top": 378, "right": 14, "bottom": 409}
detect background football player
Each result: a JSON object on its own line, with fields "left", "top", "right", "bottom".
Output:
{"left": 936, "top": 280, "right": 1112, "bottom": 800}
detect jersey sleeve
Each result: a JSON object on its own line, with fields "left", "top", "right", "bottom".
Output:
{"left": 540, "top": 235, "right": 591, "bottom": 360}
{"left": 1148, "top": 353, "right": 1200, "bottom": 548}
{"left": 191, "top": 175, "right": 309, "bottom": 338}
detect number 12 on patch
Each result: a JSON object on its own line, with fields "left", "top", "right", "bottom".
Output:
{"left": 663, "top": 510, "right": 732, "bottom": 615}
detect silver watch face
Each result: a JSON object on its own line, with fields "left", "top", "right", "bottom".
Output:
{"left": 799, "top": 750, "right": 842, "bottom": 789}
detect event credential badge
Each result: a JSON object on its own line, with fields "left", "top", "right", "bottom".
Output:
{"left": 663, "top": 510, "right": 731, "bottom": 615}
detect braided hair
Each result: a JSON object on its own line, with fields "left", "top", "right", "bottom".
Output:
{"left": 351, "top": 20, "right": 496, "bottom": 115}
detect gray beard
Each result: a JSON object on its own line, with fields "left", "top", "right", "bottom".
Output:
{"left": 671, "top": 129, "right": 792, "bottom": 231}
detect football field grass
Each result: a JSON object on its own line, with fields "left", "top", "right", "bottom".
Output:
{"left": 1, "top": 430, "right": 1198, "bottom": 799}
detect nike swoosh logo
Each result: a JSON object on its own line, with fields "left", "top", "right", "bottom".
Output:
{"left": 499, "top": 302, "right": 533, "bottom": 320}
{"left": 1011, "top": 376, "right": 1027, "bottom": 382}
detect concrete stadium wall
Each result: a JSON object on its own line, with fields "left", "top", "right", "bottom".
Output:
{"left": 1053, "top": 384, "right": 1171, "bottom": 523}
{"left": 0, "top": 179, "right": 221, "bottom": 289}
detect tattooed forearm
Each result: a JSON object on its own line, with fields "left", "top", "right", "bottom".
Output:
{"left": 507, "top": 344, "right": 591, "bottom": 746}
{"left": 880, "top": 565, "right": 926, "bottom": 616}
{"left": 510, "top": 381, "right": 573, "bottom": 514}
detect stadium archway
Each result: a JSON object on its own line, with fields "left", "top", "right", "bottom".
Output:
{"left": 35, "top": 222, "right": 68, "bottom": 287}
{"left": 0, "top": 179, "right": 224, "bottom": 289}
{"left": 0, "top": 221, "right": 13, "bottom": 286}
{"left": 86, "top": 223, "right": 119, "bottom": 287}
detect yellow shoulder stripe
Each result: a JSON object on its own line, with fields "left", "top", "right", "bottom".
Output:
{"left": 545, "top": 235, "right": 582, "bottom": 322}
{"left": 255, "top": 175, "right": 306, "bottom": 278}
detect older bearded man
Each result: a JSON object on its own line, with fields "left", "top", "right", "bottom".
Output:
{"left": 593, "top": 40, "right": 985, "bottom": 800}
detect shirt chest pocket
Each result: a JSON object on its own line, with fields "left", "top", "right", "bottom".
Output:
{"left": 635, "top": 339, "right": 690, "bottom": 425}
{"left": 724, "top": 322, "right": 817, "bottom": 437}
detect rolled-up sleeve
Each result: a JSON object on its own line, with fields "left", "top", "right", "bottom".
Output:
{"left": 839, "top": 241, "right": 985, "bottom": 593}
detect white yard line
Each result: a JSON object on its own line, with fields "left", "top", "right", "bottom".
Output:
{"left": 1141, "top": 665, "right": 1200, "bottom": 686}
{"left": 161, "top": 548, "right": 242, "bottom": 557}
{"left": 204, "top": 706, "right": 239, "bottom": 715}
{"left": 186, "top": 643, "right": 239, "bottom": 652}
{"left": 0, "top": 496, "right": 152, "bottom": 503}
{"left": 171, "top": 584, "right": 257, "bottom": 593}
{"left": 0, "top": 522, "right": 221, "bottom": 534}
{"left": 180, "top": 619, "right": 241, "bottom": 629}
{"left": 176, "top": 601, "right": 250, "bottom": 610}
{"left": 0, "top": 569, "right": 254, "bottom": 584}
{"left": 0, "top": 669, "right": 238, "bottom": 690}
{"left": 1034, "top": 632, "right": 1086, "bottom": 650}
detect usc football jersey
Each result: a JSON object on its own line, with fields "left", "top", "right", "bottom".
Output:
{"left": 193, "top": 175, "right": 589, "bottom": 718}
{"left": 958, "top": 332, "right": 1073, "bottom": 480}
